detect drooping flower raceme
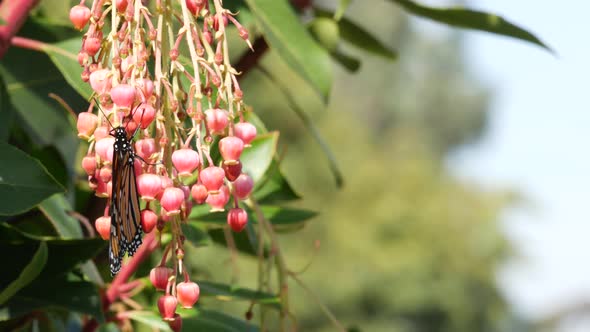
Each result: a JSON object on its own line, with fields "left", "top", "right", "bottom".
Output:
{"left": 72, "top": 0, "right": 257, "bottom": 322}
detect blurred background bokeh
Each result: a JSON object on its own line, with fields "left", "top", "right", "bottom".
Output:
{"left": 196, "top": 1, "right": 590, "bottom": 331}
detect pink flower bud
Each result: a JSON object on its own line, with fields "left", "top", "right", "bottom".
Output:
{"left": 82, "top": 155, "right": 97, "bottom": 176}
{"left": 157, "top": 295, "right": 178, "bottom": 321}
{"left": 185, "top": 0, "right": 201, "bottom": 15}
{"left": 219, "top": 136, "right": 244, "bottom": 164}
{"left": 190, "top": 182, "right": 208, "bottom": 204}
{"left": 234, "top": 122, "right": 257, "bottom": 145}
{"left": 204, "top": 108, "right": 228, "bottom": 134}
{"left": 99, "top": 165, "right": 112, "bottom": 183}
{"left": 137, "top": 173, "right": 162, "bottom": 201}
{"left": 115, "top": 0, "right": 128, "bottom": 12}
{"left": 223, "top": 161, "right": 242, "bottom": 182}
{"left": 176, "top": 281, "right": 200, "bottom": 308}
{"left": 95, "top": 178, "right": 109, "bottom": 198}
{"left": 160, "top": 187, "right": 184, "bottom": 215}
{"left": 206, "top": 185, "right": 229, "bottom": 212}
{"left": 141, "top": 208, "right": 158, "bottom": 233}
{"left": 77, "top": 112, "right": 98, "bottom": 140}
{"left": 168, "top": 314, "right": 182, "bottom": 332}
{"left": 84, "top": 36, "right": 101, "bottom": 57}
{"left": 172, "top": 148, "right": 200, "bottom": 176}
{"left": 137, "top": 79, "right": 154, "bottom": 100}
{"left": 150, "top": 266, "right": 173, "bottom": 291}
{"left": 69, "top": 5, "right": 91, "bottom": 30}
{"left": 135, "top": 138, "right": 157, "bottom": 161}
{"left": 95, "top": 137, "right": 115, "bottom": 162}
{"left": 199, "top": 166, "right": 225, "bottom": 193}
{"left": 95, "top": 216, "right": 111, "bottom": 240}
{"left": 227, "top": 208, "right": 248, "bottom": 232}
{"left": 93, "top": 126, "right": 109, "bottom": 140}
{"left": 234, "top": 174, "right": 253, "bottom": 200}
{"left": 132, "top": 103, "right": 156, "bottom": 129}
{"left": 89, "top": 69, "right": 111, "bottom": 95}
{"left": 110, "top": 84, "right": 136, "bottom": 110}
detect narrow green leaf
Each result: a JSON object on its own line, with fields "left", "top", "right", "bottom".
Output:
{"left": 254, "top": 159, "right": 301, "bottom": 203}
{"left": 127, "top": 311, "right": 172, "bottom": 331}
{"left": 192, "top": 206, "right": 316, "bottom": 231}
{"left": 390, "top": 0, "right": 552, "bottom": 52}
{"left": 241, "top": 132, "right": 279, "bottom": 183}
{"left": 182, "top": 309, "right": 259, "bottom": 332}
{"left": 4, "top": 279, "right": 104, "bottom": 322}
{"left": 316, "top": 9, "right": 397, "bottom": 60}
{"left": 330, "top": 50, "right": 361, "bottom": 72}
{"left": 46, "top": 38, "right": 93, "bottom": 99}
{"left": 0, "top": 142, "right": 64, "bottom": 215}
{"left": 0, "top": 77, "right": 14, "bottom": 141}
{"left": 258, "top": 67, "right": 343, "bottom": 187}
{"left": 245, "top": 0, "right": 333, "bottom": 101}
{"left": 198, "top": 281, "right": 281, "bottom": 307}
{"left": 39, "top": 194, "right": 83, "bottom": 238}
{"left": 334, "top": 0, "right": 352, "bottom": 21}
{"left": 0, "top": 242, "right": 48, "bottom": 305}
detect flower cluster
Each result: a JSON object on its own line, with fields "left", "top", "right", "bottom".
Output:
{"left": 72, "top": 0, "right": 256, "bottom": 324}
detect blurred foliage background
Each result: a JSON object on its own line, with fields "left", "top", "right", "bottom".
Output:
{"left": 0, "top": 0, "right": 553, "bottom": 331}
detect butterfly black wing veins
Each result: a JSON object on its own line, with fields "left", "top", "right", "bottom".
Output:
{"left": 109, "top": 126, "right": 143, "bottom": 276}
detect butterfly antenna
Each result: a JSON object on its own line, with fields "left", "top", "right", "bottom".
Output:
{"left": 93, "top": 97, "right": 115, "bottom": 130}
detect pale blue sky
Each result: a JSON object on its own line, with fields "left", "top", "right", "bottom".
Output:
{"left": 424, "top": 0, "right": 590, "bottom": 330}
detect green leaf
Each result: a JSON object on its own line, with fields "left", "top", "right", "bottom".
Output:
{"left": 182, "top": 309, "right": 259, "bottom": 332}
{"left": 0, "top": 142, "right": 64, "bottom": 215}
{"left": 330, "top": 50, "right": 361, "bottom": 72}
{"left": 127, "top": 311, "right": 172, "bottom": 331}
{"left": 254, "top": 159, "right": 300, "bottom": 203}
{"left": 257, "top": 67, "right": 343, "bottom": 187}
{"left": 0, "top": 279, "right": 104, "bottom": 322}
{"left": 241, "top": 132, "right": 279, "bottom": 183}
{"left": 39, "top": 194, "right": 83, "bottom": 238}
{"left": 244, "top": 0, "right": 333, "bottom": 101}
{"left": 390, "top": 0, "right": 553, "bottom": 52}
{"left": 192, "top": 206, "right": 316, "bottom": 232}
{"left": 41, "top": 238, "right": 106, "bottom": 278}
{"left": 180, "top": 222, "right": 212, "bottom": 247}
{"left": 0, "top": 242, "right": 48, "bottom": 305}
{"left": 1, "top": 44, "right": 83, "bottom": 174}
{"left": 316, "top": 9, "right": 397, "bottom": 61}
{"left": 0, "top": 76, "right": 14, "bottom": 141}
{"left": 46, "top": 38, "right": 93, "bottom": 99}
{"left": 198, "top": 281, "right": 281, "bottom": 308}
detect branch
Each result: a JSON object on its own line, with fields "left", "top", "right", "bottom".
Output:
{"left": 0, "top": 0, "right": 40, "bottom": 59}
{"left": 234, "top": 0, "right": 312, "bottom": 78}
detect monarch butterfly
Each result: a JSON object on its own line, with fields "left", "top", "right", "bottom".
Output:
{"left": 107, "top": 117, "right": 143, "bottom": 276}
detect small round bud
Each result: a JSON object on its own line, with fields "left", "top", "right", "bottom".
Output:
{"left": 176, "top": 281, "right": 200, "bottom": 308}
{"left": 82, "top": 155, "right": 97, "bottom": 176}
{"left": 223, "top": 161, "right": 242, "bottom": 182}
{"left": 137, "top": 174, "right": 162, "bottom": 201}
{"left": 135, "top": 138, "right": 157, "bottom": 161}
{"left": 69, "top": 5, "right": 91, "bottom": 30}
{"left": 132, "top": 103, "right": 156, "bottom": 129}
{"left": 95, "top": 137, "right": 115, "bottom": 162}
{"left": 199, "top": 166, "right": 225, "bottom": 193}
{"left": 204, "top": 108, "right": 228, "bottom": 134}
{"left": 234, "top": 174, "right": 254, "bottom": 199}
{"left": 77, "top": 112, "right": 98, "bottom": 140}
{"left": 167, "top": 314, "right": 183, "bottom": 332}
{"left": 219, "top": 136, "right": 244, "bottom": 164}
{"left": 157, "top": 295, "right": 178, "bottom": 321}
{"left": 141, "top": 208, "right": 158, "bottom": 233}
{"left": 206, "top": 185, "right": 229, "bottom": 212}
{"left": 160, "top": 187, "right": 185, "bottom": 215}
{"left": 150, "top": 266, "right": 173, "bottom": 290}
{"left": 227, "top": 208, "right": 248, "bottom": 232}
{"left": 190, "top": 182, "right": 208, "bottom": 204}
{"left": 99, "top": 166, "right": 112, "bottom": 183}
{"left": 89, "top": 69, "right": 111, "bottom": 95}
{"left": 172, "top": 148, "right": 200, "bottom": 176}
{"left": 110, "top": 84, "right": 136, "bottom": 110}
{"left": 83, "top": 36, "right": 101, "bottom": 57}
{"left": 234, "top": 122, "right": 257, "bottom": 145}
{"left": 95, "top": 216, "right": 111, "bottom": 240}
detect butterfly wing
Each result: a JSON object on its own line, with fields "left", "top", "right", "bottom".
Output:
{"left": 119, "top": 151, "right": 143, "bottom": 256}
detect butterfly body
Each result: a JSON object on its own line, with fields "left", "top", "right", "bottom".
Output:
{"left": 109, "top": 126, "right": 143, "bottom": 275}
